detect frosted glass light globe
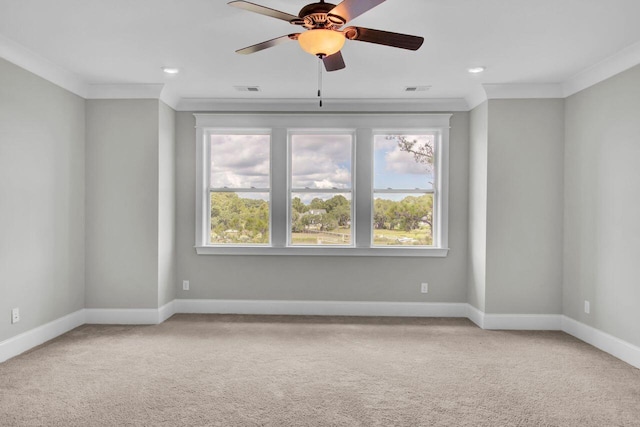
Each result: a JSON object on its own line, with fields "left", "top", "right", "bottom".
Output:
{"left": 298, "top": 29, "right": 345, "bottom": 57}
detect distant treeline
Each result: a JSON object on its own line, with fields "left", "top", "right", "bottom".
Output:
{"left": 210, "top": 192, "right": 433, "bottom": 243}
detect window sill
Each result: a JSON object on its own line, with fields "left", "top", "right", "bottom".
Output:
{"left": 195, "top": 246, "right": 449, "bottom": 257}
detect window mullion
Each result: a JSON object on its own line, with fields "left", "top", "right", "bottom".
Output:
{"left": 355, "top": 128, "right": 372, "bottom": 248}
{"left": 271, "top": 127, "right": 288, "bottom": 248}
{"left": 195, "top": 127, "right": 207, "bottom": 247}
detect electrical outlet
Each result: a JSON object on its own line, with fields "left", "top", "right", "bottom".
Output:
{"left": 182, "top": 280, "right": 190, "bottom": 291}
{"left": 421, "top": 283, "right": 429, "bottom": 293}
{"left": 11, "top": 308, "right": 19, "bottom": 324}
{"left": 584, "top": 300, "right": 590, "bottom": 314}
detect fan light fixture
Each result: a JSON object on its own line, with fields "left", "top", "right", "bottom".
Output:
{"left": 298, "top": 29, "right": 345, "bottom": 57}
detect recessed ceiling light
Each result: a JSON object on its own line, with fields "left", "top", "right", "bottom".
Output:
{"left": 162, "top": 67, "right": 180, "bottom": 75}
{"left": 468, "top": 66, "right": 486, "bottom": 74}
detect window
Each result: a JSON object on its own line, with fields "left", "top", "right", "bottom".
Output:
{"left": 205, "top": 131, "right": 270, "bottom": 246}
{"left": 195, "top": 114, "right": 450, "bottom": 257}
{"left": 373, "top": 133, "right": 436, "bottom": 247}
{"left": 289, "top": 132, "right": 354, "bottom": 246}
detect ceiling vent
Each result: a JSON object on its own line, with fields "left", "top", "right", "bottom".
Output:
{"left": 234, "top": 86, "right": 261, "bottom": 92}
{"left": 404, "top": 86, "right": 431, "bottom": 92}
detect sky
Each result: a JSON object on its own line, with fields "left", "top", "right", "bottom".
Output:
{"left": 210, "top": 134, "right": 270, "bottom": 188}
{"left": 209, "top": 133, "right": 435, "bottom": 203}
{"left": 373, "top": 134, "right": 435, "bottom": 191}
{"left": 290, "top": 134, "right": 351, "bottom": 189}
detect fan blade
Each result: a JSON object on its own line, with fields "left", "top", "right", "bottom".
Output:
{"left": 323, "top": 51, "right": 346, "bottom": 72}
{"left": 228, "top": 1, "right": 299, "bottom": 23}
{"left": 345, "top": 27, "right": 424, "bottom": 50}
{"left": 329, "top": 0, "right": 386, "bottom": 24}
{"left": 236, "top": 34, "right": 298, "bottom": 54}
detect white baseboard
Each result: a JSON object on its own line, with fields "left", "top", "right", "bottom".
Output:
{"left": 174, "top": 299, "right": 469, "bottom": 318}
{"left": 3, "top": 301, "right": 639, "bottom": 371}
{"left": 466, "top": 304, "right": 485, "bottom": 328}
{"left": 483, "top": 313, "right": 563, "bottom": 330}
{"left": 158, "top": 300, "right": 176, "bottom": 323}
{"left": 0, "top": 309, "right": 85, "bottom": 363}
{"left": 85, "top": 300, "right": 176, "bottom": 325}
{"left": 465, "top": 305, "right": 562, "bottom": 330}
{"left": 466, "top": 308, "right": 639, "bottom": 369}
{"left": 562, "top": 316, "right": 640, "bottom": 370}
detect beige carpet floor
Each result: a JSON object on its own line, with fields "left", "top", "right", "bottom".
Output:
{"left": 1, "top": 315, "right": 639, "bottom": 426}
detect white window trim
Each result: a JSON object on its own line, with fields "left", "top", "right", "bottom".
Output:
{"left": 371, "top": 130, "right": 442, "bottom": 248}
{"left": 288, "top": 129, "right": 356, "bottom": 248}
{"left": 194, "top": 113, "right": 451, "bottom": 257}
{"left": 204, "top": 128, "right": 272, "bottom": 247}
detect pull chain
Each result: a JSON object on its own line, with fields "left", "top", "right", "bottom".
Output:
{"left": 317, "top": 56, "right": 323, "bottom": 107}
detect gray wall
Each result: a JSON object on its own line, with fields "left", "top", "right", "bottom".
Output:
{"left": 4, "top": 49, "right": 639, "bottom": 353}
{"left": 564, "top": 65, "right": 640, "bottom": 347}
{"left": 158, "top": 102, "right": 176, "bottom": 307}
{"left": 467, "top": 102, "right": 488, "bottom": 311}
{"left": 85, "top": 99, "right": 160, "bottom": 309}
{"left": 176, "top": 112, "right": 470, "bottom": 303}
{"left": 0, "top": 58, "right": 85, "bottom": 341}
{"left": 485, "top": 99, "right": 565, "bottom": 314}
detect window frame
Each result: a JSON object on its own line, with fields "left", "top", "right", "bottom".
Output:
{"left": 204, "top": 129, "right": 272, "bottom": 247}
{"left": 194, "top": 113, "right": 450, "bottom": 257}
{"left": 287, "top": 129, "right": 356, "bottom": 248}
{"left": 371, "top": 130, "right": 442, "bottom": 248}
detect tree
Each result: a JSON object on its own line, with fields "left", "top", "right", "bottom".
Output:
{"left": 291, "top": 211, "right": 305, "bottom": 232}
{"left": 309, "top": 198, "right": 326, "bottom": 210}
{"left": 209, "top": 192, "right": 269, "bottom": 243}
{"left": 292, "top": 197, "right": 307, "bottom": 214}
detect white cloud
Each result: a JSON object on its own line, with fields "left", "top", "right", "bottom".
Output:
{"left": 210, "top": 134, "right": 270, "bottom": 188}
{"left": 313, "top": 179, "right": 337, "bottom": 189}
{"left": 377, "top": 135, "right": 434, "bottom": 175}
{"left": 291, "top": 134, "right": 352, "bottom": 188}
{"left": 385, "top": 149, "right": 427, "bottom": 174}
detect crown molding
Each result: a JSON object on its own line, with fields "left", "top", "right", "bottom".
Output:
{"left": 3, "top": 31, "right": 640, "bottom": 111}
{"left": 563, "top": 40, "right": 640, "bottom": 97}
{"left": 176, "top": 97, "right": 470, "bottom": 112}
{"left": 465, "top": 85, "right": 489, "bottom": 110}
{"left": 87, "top": 83, "right": 165, "bottom": 100}
{"left": 159, "top": 88, "right": 180, "bottom": 111}
{"left": 483, "top": 83, "right": 565, "bottom": 100}
{"left": 0, "top": 33, "right": 88, "bottom": 98}
{"left": 87, "top": 84, "right": 180, "bottom": 110}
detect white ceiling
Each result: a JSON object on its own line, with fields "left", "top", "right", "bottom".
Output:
{"left": 2, "top": 0, "right": 640, "bottom": 108}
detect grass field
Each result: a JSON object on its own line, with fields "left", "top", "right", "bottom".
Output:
{"left": 373, "top": 228, "right": 432, "bottom": 246}
{"left": 289, "top": 228, "right": 432, "bottom": 246}
{"left": 291, "top": 230, "right": 351, "bottom": 245}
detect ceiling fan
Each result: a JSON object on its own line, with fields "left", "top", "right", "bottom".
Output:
{"left": 228, "top": 0, "right": 424, "bottom": 72}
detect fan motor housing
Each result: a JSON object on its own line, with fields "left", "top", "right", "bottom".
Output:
{"left": 297, "top": 2, "right": 344, "bottom": 29}
{"left": 298, "top": 2, "right": 335, "bottom": 18}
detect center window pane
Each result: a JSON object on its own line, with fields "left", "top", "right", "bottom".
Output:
{"left": 291, "top": 134, "right": 352, "bottom": 189}
{"left": 289, "top": 133, "right": 353, "bottom": 247}
{"left": 290, "top": 193, "right": 351, "bottom": 246}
